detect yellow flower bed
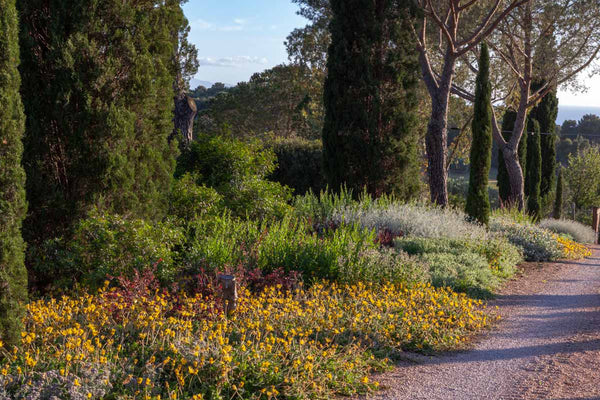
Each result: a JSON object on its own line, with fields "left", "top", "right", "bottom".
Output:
{"left": 554, "top": 235, "right": 592, "bottom": 259}
{"left": 0, "top": 282, "right": 489, "bottom": 399}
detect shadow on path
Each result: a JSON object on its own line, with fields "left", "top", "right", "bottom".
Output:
{"left": 422, "top": 338, "right": 600, "bottom": 365}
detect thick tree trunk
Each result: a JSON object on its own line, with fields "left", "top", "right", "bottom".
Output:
{"left": 425, "top": 63, "right": 453, "bottom": 207}
{"left": 497, "top": 101, "right": 527, "bottom": 210}
{"left": 501, "top": 145, "right": 525, "bottom": 210}
{"left": 172, "top": 93, "right": 197, "bottom": 147}
{"left": 426, "top": 95, "right": 449, "bottom": 206}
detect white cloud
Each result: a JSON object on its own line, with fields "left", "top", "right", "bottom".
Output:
{"left": 219, "top": 25, "right": 244, "bottom": 32}
{"left": 190, "top": 18, "right": 215, "bottom": 31}
{"left": 199, "top": 56, "right": 269, "bottom": 68}
{"left": 190, "top": 18, "right": 248, "bottom": 32}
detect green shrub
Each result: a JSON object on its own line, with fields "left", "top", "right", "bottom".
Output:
{"left": 30, "top": 212, "right": 185, "bottom": 290}
{"left": 337, "top": 247, "right": 429, "bottom": 286}
{"left": 448, "top": 176, "right": 468, "bottom": 209}
{"left": 268, "top": 137, "right": 326, "bottom": 195}
{"left": 395, "top": 236, "right": 522, "bottom": 296}
{"left": 256, "top": 217, "right": 377, "bottom": 281}
{"left": 396, "top": 237, "right": 522, "bottom": 277}
{"left": 176, "top": 135, "right": 293, "bottom": 219}
{"left": 471, "top": 237, "right": 523, "bottom": 278}
{"left": 169, "top": 173, "right": 224, "bottom": 221}
{"left": 185, "top": 213, "right": 380, "bottom": 282}
{"left": 491, "top": 205, "right": 536, "bottom": 224}
{"left": 184, "top": 213, "right": 262, "bottom": 273}
{"left": 293, "top": 187, "right": 359, "bottom": 223}
{"left": 421, "top": 252, "right": 497, "bottom": 298}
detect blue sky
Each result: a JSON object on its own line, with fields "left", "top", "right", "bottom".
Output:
{"left": 182, "top": 0, "right": 305, "bottom": 86}
{"left": 182, "top": 1, "right": 598, "bottom": 107}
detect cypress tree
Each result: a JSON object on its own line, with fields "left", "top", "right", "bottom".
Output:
{"left": 0, "top": 0, "right": 28, "bottom": 345}
{"left": 526, "top": 119, "right": 542, "bottom": 220}
{"left": 554, "top": 168, "right": 563, "bottom": 219}
{"left": 18, "top": 0, "right": 186, "bottom": 243}
{"left": 530, "top": 80, "right": 559, "bottom": 206}
{"left": 497, "top": 110, "right": 527, "bottom": 206}
{"left": 465, "top": 44, "right": 492, "bottom": 225}
{"left": 322, "top": 0, "right": 420, "bottom": 199}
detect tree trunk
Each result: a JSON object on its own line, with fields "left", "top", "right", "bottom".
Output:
{"left": 501, "top": 145, "right": 524, "bottom": 209}
{"left": 172, "top": 93, "right": 197, "bottom": 147}
{"left": 425, "top": 66, "right": 453, "bottom": 206}
{"left": 426, "top": 97, "right": 449, "bottom": 206}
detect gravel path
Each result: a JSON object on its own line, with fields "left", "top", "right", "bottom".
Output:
{"left": 362, "top": 246, "right": 600, "bottom": 400}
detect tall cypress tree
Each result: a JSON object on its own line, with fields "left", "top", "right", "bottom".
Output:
{"left": 497, "top": 110, "right": 527, "bottom": 206}
{"left": 322, "top": 0, "right": 420, "bottom": 199}
{"left": 466, "top": 44, "right": 492, "bottom": 225}
{"left": 554, "top": 168, "right": 563, "bottom": 219}
{"left": 530, "top": 80, "right": 559, "bottom": 206}
{"left": 18, "top": 0, "right": 186, "bottom": 243}
{"left": 0, "top": 0, "right": 28, "bottom": 345}
{"left": 526, "top": 119, "right": 542, "bottom": 220}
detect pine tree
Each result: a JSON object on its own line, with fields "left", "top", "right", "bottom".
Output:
{"left": 18, "top": 0, "right": 186, "bottom": 243}
{"left": 554, "top": 168, "right": 563, "bottom": 219}
{"left": 322, "top": 0, "right": 421, "bottom": 199}
{"left": 497, "top": 109, "right": 527, "bottom": 206}
{"left": 0, "top": 0, "right": 28, "bottom": 345}
{"left": 530, "top": 80, "right": 558, "bottom": 207}
{"left": 526, "top": 119, "right": 542, "bottom": 220}
{"left": 466, "top": 44, "right": 492, "bottom": 225}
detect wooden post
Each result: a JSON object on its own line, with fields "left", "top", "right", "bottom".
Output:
{"left": 593, "top": 207, "right": 600, "bottom": 244}
{"left": 218, "top": 274, "right": 238, "bottom": 316}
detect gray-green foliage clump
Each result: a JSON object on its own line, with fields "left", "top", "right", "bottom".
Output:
{"left": 0, "top": 0, "right": 28, "bottom": 345}
{"left": 333, "top": 203, "right": 488, "bottom": 242}
{"left": 18, "top": 0, "right": 188, "bottom": 244}
{"left": 539, "top": 219, "right": 597, "bottom": 244}
{"left": 395, "top": 236, "right": 522, "bottom": 297}
{"left": 489, "top": 217, "right": 563, "bottom": 262}
{"left": 395, "top": 238, "right": 500, "bottom": 298}
{"left": 466, "top": 43, "right": 492, "bottom": 225}
{"left": 323, "top": 0, "right": 421, "bottom": 199}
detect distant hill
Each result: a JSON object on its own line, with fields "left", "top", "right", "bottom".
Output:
{"left": 190, "top": 79, "right": 233, "bottom": 90}
{"left": 557, "top": 105, "right": 600, "bottom": 124}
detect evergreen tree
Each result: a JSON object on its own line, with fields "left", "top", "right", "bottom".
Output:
{"left": 526, "top": 119, "right": 542, "bottom": 220}
{"left": 322, "top": 0, "right": 420, "bottom": 199}
{"left": 18, "top": 0, "right": 184, "bottom": 243}
{"left": 0, "top": 0, "right": 28, "bottom": 345}
{"left": 529, "top": 80, "right": 559, "bottom": 206}
{"left": 497, "top": 109, "right": 527, "bottom": 206}
{"left": 465, "top": 44, "right": 492, "bottom": 225}
{"left": 554, "top": 168, "right": 563, "bottom": 219}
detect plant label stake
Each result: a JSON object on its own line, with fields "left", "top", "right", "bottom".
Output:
{"left": 219, "top": 274, "right": 238, "bottom": 316}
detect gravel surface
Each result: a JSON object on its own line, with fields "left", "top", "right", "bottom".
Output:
{"left": 361, "top": 246, "right": 600, "bottom": 400}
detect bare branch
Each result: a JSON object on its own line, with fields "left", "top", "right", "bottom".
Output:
{"left": 456, "top": 0, "right": 530, "bottom": 56}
